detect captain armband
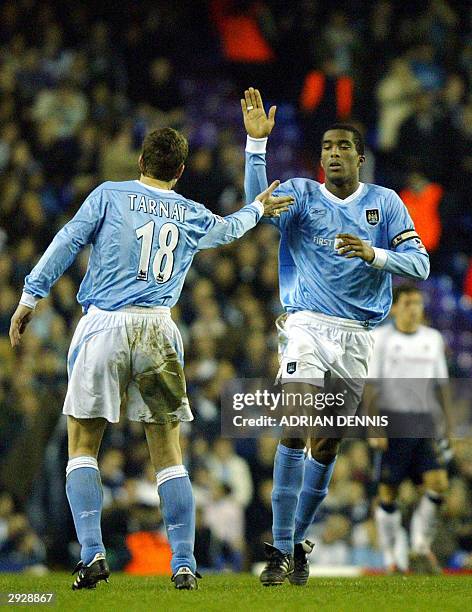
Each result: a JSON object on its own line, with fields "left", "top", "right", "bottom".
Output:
{"left": 391, "top": 230, "right": 426, "bottom": 251}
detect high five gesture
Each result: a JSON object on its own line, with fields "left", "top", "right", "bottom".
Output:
{"left": 241, "top": 87, "right": 276, "bottom": 139}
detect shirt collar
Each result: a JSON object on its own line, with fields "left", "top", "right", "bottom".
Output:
{"left": 135, "top": 179, "right": 175, "bottom": 194}
{"left": 320, "top": 182, "right": 365, "bottom": 204}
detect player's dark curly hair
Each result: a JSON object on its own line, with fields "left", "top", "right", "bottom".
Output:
{"left": 140, "top": 128, "right": 189, "bottom": 181}
{"left": 323, "top": 123, "right": 365, "bottom": 156}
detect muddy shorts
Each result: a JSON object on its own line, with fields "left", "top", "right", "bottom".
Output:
{"left": 63, "top": 305, "right": 192, "bottom": 424}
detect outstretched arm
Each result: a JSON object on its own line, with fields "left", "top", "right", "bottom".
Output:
{"left": 10, "top": 191, "right": 105, "bottom": 346}
{"left": 198, "top": 180, "right": 293, "bottom": 250}
{"left": 241, "top": 88, "right": 275, "bottom": 206}
{"left": 23, "top": 194, "right": 105, "bottom": 301}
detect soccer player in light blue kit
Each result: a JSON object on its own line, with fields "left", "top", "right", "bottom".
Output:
{"left": 9, "top": 127, "right": 292, "bottom": 591}
{"left": 241, "top": 88, "right": 430, "bottom": 586}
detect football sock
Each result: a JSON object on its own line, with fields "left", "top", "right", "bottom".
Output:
{"left": 375, "top": 502, "right": 402, "bottom": 568}
{"left": 157, "top": 465, "right": 196, "bottom": 574}
{"left": 66, "top": 456, "right": 105, "bottom": 565}
{"left": 272, "top": 444, "right": 305, "bottom": 554}
{"left": 294, "top": 453, "right": 336, "bottom": 544}
{"left": 410, "top": 490, "right": 443, "bottom": 554}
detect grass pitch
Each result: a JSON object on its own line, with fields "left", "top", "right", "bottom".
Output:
{"left": 0, "top": 573, "right": 469, "bottom": 612}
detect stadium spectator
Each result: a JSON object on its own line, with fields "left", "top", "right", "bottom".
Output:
{"left": 99, "top": 124, "right": 138, "bottom": 182}
{"left": 351, "top": 519, "right": 383, "bottom": 567}
{"left": 368, "top": 0, "right": 395, "bottom": 68}
{"left": 310, "top": 515, "right": 351, "bottom": 566}
{"left": 0, "top": 493, "right": 46, "bottom": 571}
{"left": 139, "top": 58, "right": 184, "bottom": 125}
{"left": 210, "top": 1, "right": 275, "bottom": 65}
{"left": 464, "top": 263, "right": 472, "bottom": 302}
{"left": 100, "top": 449, "right": 127, "bottom": 509}
{"left": 408, "top": 44, "right": 444, "bottom": 92}
{"left": 32, "top": 79, "right": 88, "bottom": 139}
{"left": 376, "top": 58, "right": 421, "bottom": 152}
{"left": 194, "top": 506, "right": 218, "bottom": 570}
{"left": 453, "top": 102, "right": 472, "bottom": 198}
{"left": 179, "top": 147, "right": 223, "bottom": 210}
{"left": 400, "top": 170, "right": 443, "bottom": 253}
{"left": 204, "top": 482, "right": 244, "bottom": 571}
{"left": 435, "top": 479, "right": 472, "bottom": 568}
{"left": 245, "top": 478, "right": 273, "bottom": 563}
{"left": 210, "top": 0, "right": 277, "bottom": 97}
{"left": 396, "top": 91, "right": 453, "bottom": 185}
{"left": 323, "top": 10, "right": 361, "bottom": 77}
{"left": 206, "top": 439, "right": 253, "bottom": 508}
{"left": 299, "top": 56, "right": 354, "bottom": 154}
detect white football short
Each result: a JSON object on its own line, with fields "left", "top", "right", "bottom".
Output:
{"left": 276, "top": 310, "right": 374, "bottom": 393}
{"left": 63, "top": 305, "right": 192, "bottom": 424}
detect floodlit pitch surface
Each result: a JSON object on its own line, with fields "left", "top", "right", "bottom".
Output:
{"left": 0, "top": 573, "right": 469, "bottom": 611}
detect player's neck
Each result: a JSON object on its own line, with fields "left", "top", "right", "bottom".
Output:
{"left": 324, "top": 178, "right": 360, "bottom": 200}
{"left": 394, "top": 321, "right": 420, "bottom": 334}
{"left": 139, "top": 174, "right": 175, "bottom": 191}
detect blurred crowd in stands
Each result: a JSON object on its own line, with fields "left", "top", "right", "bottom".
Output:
{"left": 0, "top": 0, "right": 472, "bottom": 573}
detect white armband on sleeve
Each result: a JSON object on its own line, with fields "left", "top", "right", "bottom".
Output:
{"left": 246, "top": 136, "right": 268, "bottom": 154}
{"left": 367, "top": 247, "right": 388, "bottom": 269}
{"left": 19, "top": 291, "right": 39, "bottom": 310}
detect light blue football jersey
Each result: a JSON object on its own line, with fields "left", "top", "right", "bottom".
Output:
{"left": 24, "top": 180, "right": 263, "bottom": 310}
{"left": 245, "top": 148, "right": 429, "bottom": 327}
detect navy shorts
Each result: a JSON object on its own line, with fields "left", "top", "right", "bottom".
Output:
{"left": 375, "top": 438, "right": 442, "bottom": 486}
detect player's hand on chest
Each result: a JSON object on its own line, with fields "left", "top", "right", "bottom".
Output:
{"left": 302, "top": 204, "right": 382, "bottom": 248}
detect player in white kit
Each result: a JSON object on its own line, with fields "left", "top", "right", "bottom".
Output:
{"left": 367, "top": 285, "right": 450, "bottom": 574}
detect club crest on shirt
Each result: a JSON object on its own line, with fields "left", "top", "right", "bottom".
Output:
{"left": 365, "top": 208, "right": 380, "bottom": 226}
{"left": 287, "top": 362, "right": 297, "bottom": 374}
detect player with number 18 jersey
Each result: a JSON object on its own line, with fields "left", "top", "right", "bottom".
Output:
{"left": 11, "top": 127, "right": 292, "bottom": 590}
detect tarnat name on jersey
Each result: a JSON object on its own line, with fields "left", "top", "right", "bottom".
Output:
{"left": 128, "top": 194, "right": 187, "bottom": 223}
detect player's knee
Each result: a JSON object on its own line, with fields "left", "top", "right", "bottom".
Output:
{"left": 423, "top": 470, "right": 448, "bottom": 495}
{"left": 144, "top": 422, "right": 182, "bottom": 471}
{"left": 67, "top": 416, "right": 106, "bottom": 458}
{"left": 310, "top": 437, "right": 340, "bottom": 464}
{"left": 280, "top": 437, "right": 305, "bottom": 450}
{"left": 155, "top": 442, "right": 181, "bottom": 471}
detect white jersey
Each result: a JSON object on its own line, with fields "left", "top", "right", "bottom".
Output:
{"left": 368, "top": 322, "right": 448, "bottom": 414}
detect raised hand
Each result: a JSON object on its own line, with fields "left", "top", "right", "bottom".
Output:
{"left": 256, "top": 180, "right": 294, "bottom": 218}
{"left": 241, "top": 87, "right": 276, "bottom": 139}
